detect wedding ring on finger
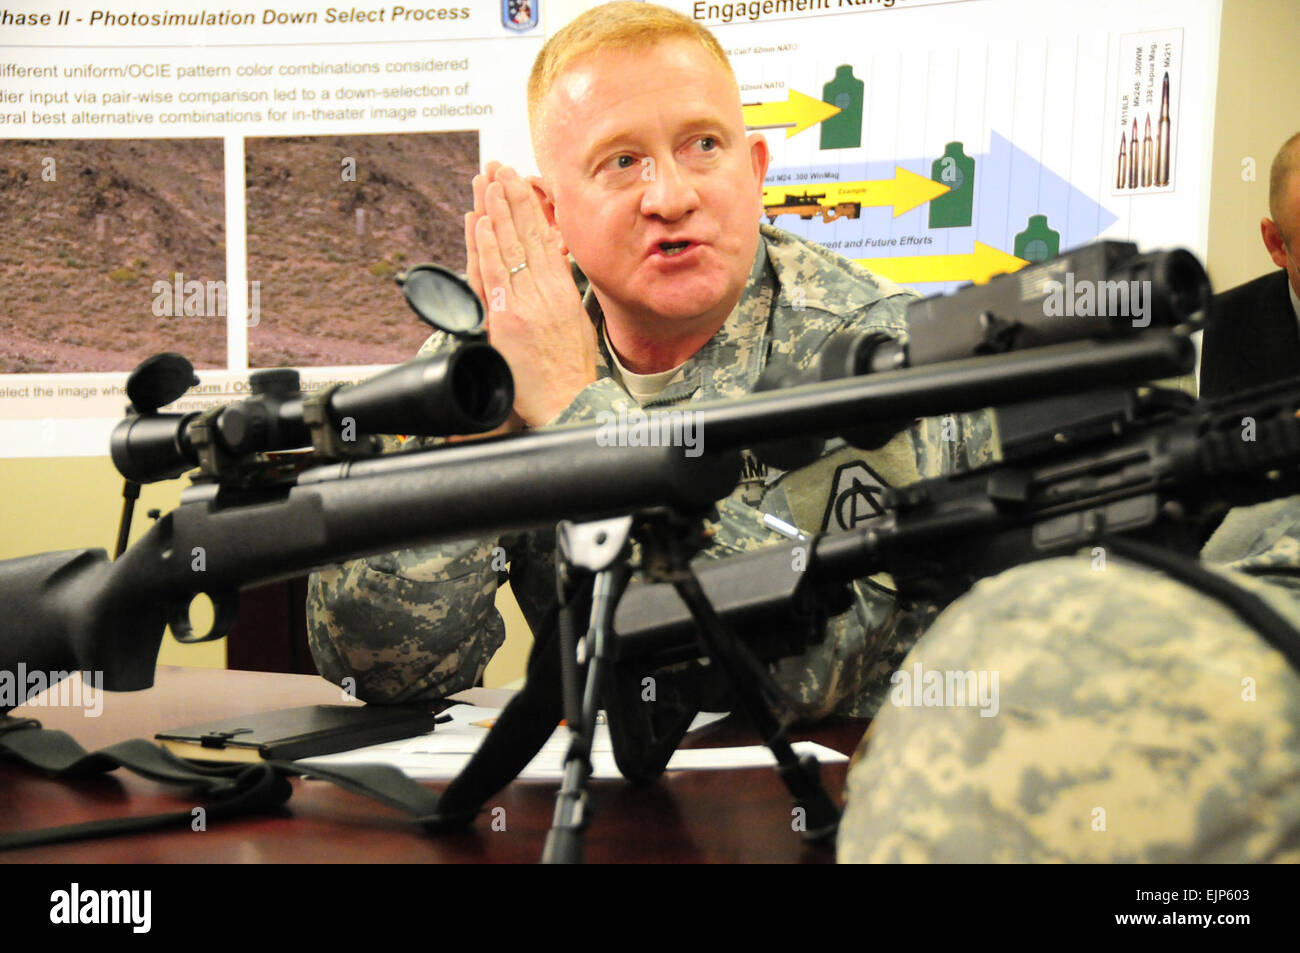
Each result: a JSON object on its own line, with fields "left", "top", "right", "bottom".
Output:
{"left": 508, "top": 261, "right": 528, "bottom": 275}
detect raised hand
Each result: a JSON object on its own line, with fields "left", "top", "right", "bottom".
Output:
{"left": 464, "top": 163, "right": 597, "bottom": 427}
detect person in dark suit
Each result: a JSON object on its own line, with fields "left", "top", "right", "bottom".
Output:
{"left": 1201, "top": 131, "right": 1300, "bottom": 399}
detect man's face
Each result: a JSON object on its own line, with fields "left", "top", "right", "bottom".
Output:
{"left": 1263, "top": 171, "right": 1300, "bottom": 299}
{"left": 534, "top": 38, "right": 769, "bottom": 338}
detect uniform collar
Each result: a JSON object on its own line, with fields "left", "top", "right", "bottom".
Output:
{"left": 578, "top": 235, "right": 775, "bottom": 405}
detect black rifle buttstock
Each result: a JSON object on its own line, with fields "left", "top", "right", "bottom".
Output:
{"left": 0, "top": 548, "right": 167, "bottom": 699}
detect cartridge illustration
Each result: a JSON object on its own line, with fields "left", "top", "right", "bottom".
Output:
{"left": 1128, "top": 117, "right": 1139, "bottom": 189}
{"left": 1142, "top": 114, "right": 1153, "bottom": 188}
{"left": 1157, "top": 71, "right": 1171, "bottom": 186}
{"left": 1113, "top": 32, "right": 1180, "bottom": 195}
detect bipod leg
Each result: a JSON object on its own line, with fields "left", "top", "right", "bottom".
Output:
{"left": 542, "top": 518, "right": 632, "bottom": 864}
{"left": 671, "top": 571, "right": 840, "bottom": 844}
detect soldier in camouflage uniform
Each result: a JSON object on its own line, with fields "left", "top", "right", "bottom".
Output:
{"left": 838, "top": 496, "right": 1300, "bottom": 862}
{"left": 307, "top": 3, "right": 993, "bottom": 717}
{"left": 309, "top": 224, "right": 991, "bottom": 713}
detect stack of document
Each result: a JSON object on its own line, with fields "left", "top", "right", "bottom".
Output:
{"left": 301, "top": 700, "right": 847, "bottom": 781}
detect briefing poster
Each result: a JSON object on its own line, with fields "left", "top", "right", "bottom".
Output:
{"left": 0, "top": 0, "right": 1220, "bottom": 457}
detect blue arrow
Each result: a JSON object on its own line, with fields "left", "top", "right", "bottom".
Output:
{"left": 763, "top": 130, "right": 1118, "bottom": 294}
{"left": 974, "top": 130, "right": 1118, "bottom": 261}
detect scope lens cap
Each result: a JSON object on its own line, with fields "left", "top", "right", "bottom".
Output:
{"left": 396, "top": 264, "right": 486, "bottom": 337}
{"left": 126, "top": 352, "right": 199, "bottom": 415}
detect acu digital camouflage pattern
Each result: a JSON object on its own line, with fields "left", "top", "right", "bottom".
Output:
{"left": 839, "top": 496, "right": 1300, "bottom": 863}
{"left": 307, "top": 224, "right": 994, "bottom": 712}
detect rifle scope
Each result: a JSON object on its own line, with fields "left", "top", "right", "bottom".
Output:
{"left": 110, "top": 341, "right": 514, "bottom": 483}
{"left": 815, "top": 243, "right": 1211, "bottom": 380}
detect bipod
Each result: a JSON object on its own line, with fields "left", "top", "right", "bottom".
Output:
{"left": 541, "top": 509, "right": 840, "bottom": 864}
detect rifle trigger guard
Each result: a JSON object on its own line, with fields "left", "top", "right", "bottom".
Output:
{"left": 168, "top": 590, "right": 241, "bottom": 643}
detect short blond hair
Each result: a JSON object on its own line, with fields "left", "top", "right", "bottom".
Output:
{"left": 527, "top": 2, "right": 734, "bottom": 159}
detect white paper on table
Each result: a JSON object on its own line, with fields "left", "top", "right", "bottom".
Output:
{"left": 299, "top": 705, "right": 845, "bottom": 781}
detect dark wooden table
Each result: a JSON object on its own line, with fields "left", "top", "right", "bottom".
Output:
{"left": 3, "top": 667, "right": 865, "bottom": 863}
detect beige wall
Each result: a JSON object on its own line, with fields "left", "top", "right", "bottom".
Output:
{"left": 1205, "top": 0, "right": 1300, "bottom": 292}
{"left": 2, "top": 0, "right": 1286, "bottom": 686}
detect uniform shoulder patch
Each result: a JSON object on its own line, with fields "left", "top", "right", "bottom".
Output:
{"left": 820, "top": 460, "right": 890, "bottom": 532}
{"left": 774, "top": 439, "right": 915, "bottom": 536}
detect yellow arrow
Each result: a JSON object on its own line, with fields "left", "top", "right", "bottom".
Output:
{"left": 743, "top": 90, "right": 840, "bottom": 138}
{"left": 764, "top": 167, "right": 951, "bottom": 218}
{"left": 856, "top": 242, "right": 1031, "bottom": 285}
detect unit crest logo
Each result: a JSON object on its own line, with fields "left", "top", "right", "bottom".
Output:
{"left": 503, "top": 0, "right": 538, "bottom": 31}
{"left": 820, "top": 460, "right": 889, "bottom": 532}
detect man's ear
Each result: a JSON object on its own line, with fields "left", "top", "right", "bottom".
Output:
{"left": 529, "top": 175, "right": 567, "bottom": 254}
{"left": 1262, "top": 217, "right": 1288, "bottom": 270}
{"left": 748, "top": 132, "right": 770, "bottom": 193}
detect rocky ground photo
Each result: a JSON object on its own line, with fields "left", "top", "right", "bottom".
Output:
{"left": 245, "top": 131, "right": 478, "bottom": 367}
{"left": 0, "top": 138, "right": 227, "bottom": 373}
